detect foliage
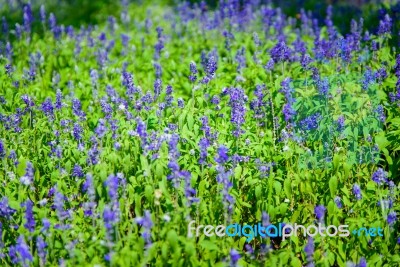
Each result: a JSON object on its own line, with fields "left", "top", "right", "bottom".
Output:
{"left": 0, "top": 1, "right": 399, "bottom": 266}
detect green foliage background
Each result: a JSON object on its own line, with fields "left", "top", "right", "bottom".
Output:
{"left": 0, "top": 1, "right": 399, "bottom": 267}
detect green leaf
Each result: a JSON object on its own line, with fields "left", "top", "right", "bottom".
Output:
{"left": 329, "top": 176, "right": 338, "bottom": 198}
{"left": 167, "top": 230, "right": 179, "bottom": 249}
{"left": 274, "top": 181, "right": 282, "bottom": 195}
{"left": 333, "top": 154, "right": 340, "bottom": 172}
{"left": 375, "top": 133, "right": 389, "bottom": 149}
{"left": 145, "top": 184, "right": 153, "bottom": 203}
{"left": 199, "top": 240, "right": 219, "bottom": 251}
{"left": 284, "top": 178, "right": 292, "bottom": 199}
{"left": 255, "top": 185, "right": 262, "bottom": 200}
{"left": 291, "top": 257, "right": 302, "bottom": 267}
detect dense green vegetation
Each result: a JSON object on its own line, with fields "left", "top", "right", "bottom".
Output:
{"left": 0, "top": 1, "right": 399, "bottom": 266}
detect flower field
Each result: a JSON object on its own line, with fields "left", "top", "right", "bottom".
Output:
{"left": 0, "top": 1, "right": 399, "bottom": 266}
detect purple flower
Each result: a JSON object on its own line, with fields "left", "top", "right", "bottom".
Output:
{"left": 304, "top": 237, "right": 314, "bottom": 267}
{"left": 206, "top": 55, "right": 217, "bottom": 78}
{"left": 141, "top": 92, "right": 153, "bottom": 110}
{"left": 394, "top": 54, "right": 400, "bottom": 77}
{"left": 48, "top": 141, "right": 62, "bottom": 159}
{"left": 5, "top": 42, "right": 12, "bottom": 61}
{"left": 314, "top": 205, "right": 326, "bottom": 222}
{"left": 72, "top": 98, "right": 85, "bottom": 118}
{"left": 95, "top": 119, "right": 107, "bottom": 138}
{"left": 378, "top": 14, "right": 392, "bottom": 36}
{"left": 300, "top": 113, "right": 321, "bottom": 131}
{"left": 301, "top": 54, "right": 313, "bottom": 69}
{"left": 55, "top": 89, "right": 63, "bottom": 109}
{"left": 5, "top": 64, "right": 13, "bottom": 76}
{"left": 189, "top": 61, "right": 198, "bottom": 82}
{"left": 114, "top": 142, "right": 121, "bottom": 151}
{"left": 23, "top": 4, "right": 33, "bottom": 34}
{"left": 211, "top": 95, "right": 220, "bottom": 106}
{"left": 100, "top": 99, "right": 112, "bottom": 119}
{"left": 0, "top": 197, "right": 16, "bottom": 219}
{"left": 337, "top": 115, "right": 345, "bottom": 131}
{"left": 49, "top": 13, "right": 61, "bottom": 39}
{"left": 135, "top": 210, "right": 153, "bottom": 247}
{"left": 334, "top": 196, "right": 343, "bottom": 209}
{"left": 167, "top": 160, "right": 180, "bottom": 187}
{"left": 154, "top": 78, "right": 162, "bottom": 99}
{"left": 375, "top": 105, "right": 386, "bottom": 123}
{"left": 377, "top": 199, "right": 393, "bottom": 209}
{"left": 121, "top": 33, "right": 129, "bottom": 47}
{"left": 216, "top": 165, "right": 235, "bottom": 220}
{"left": 41, "top": 98, "right": 54, "bottom": 118}
{"left": 72, "top": 164, "right": 84, "bottom": 178}
{"left": 215, "top": 145, "right": 229, "bottom": 164}
{"left": 122, "top": 71, "right": 140, "bottom": 98}
{"left": 223, "top": 30, "right": 234, "bottom": 51}
{"left": 177, "top": 98, "right": 185, "bottom": 108}
{"left": 37, "top": 236, "right": 47, "bottom": 265}
{"left": 183, "top": 171, "right": 199, "bottom": 206}
{"left": 154, "top": 27, "right": 164, "bottom": 59}
{"left": 133, "top": 119, "right": 146, "bottom": 141}
{"left": 371, "top": 40, "right": 379, "bottom": 51}
{"left": 21, "top": 95, "right": 35, "bottom": 108}
{"left": 0, "top": 139, "right": 5, "bottom": 159}
{"left": 73, "top": 123, "right": 83, "bottom": 141}
{"left": 9, "top": 235, "right": 33, "bottom": 266}
{"left": 198, "top": 138, "right": 210, "bottom": 165}
{"left": 20, "top": 162, "right": 34, "bottom": 186}
{"left": 109, "top": 118, "right": 118, "bottom": 136}
{"left": 255, "top": 159, "right": 273, "bottom": 178}
{"left": 387, "top": 211, "right": 397, "bottom": 226}
{"left": 317, "top": 78, "right": 329, "bottom": 96}
{"left": 235, "top": 47, "right": 246, "bottom": 72}
{"left": 230, "top": 249, "right": 241, "bottom": 266}
{"left": 41, "top": 218, "right": 50, "bottom": 233}
{"left": 105, "top": 174, "right": 119, "bottom": 201}
{"left": 253, "top": 32, "right": 261, "bottom": 47}
{"left": 337, "top": 38, "right": 352, "bottom": 62}
{"left": 53, "top": 189, "right": 70, "bottom": 224}
{"left": 90, "top": 69, "right": 99, "bottom": 87}
{"left": 358, "top": 257, "right": 367, "bottom": 267}
{"left": 280, "top": 78, "right": 296, "bottom": 122}
{"left": 245, "top": 244, "right": 254, "bottom": 255}
{"left": 372, "top": 168, "right": 388, "bottom": 185}
{"left": 21, "top": 200, "right": 35, "bottom": 232}
{"left": 40, "top": 5, "right": 46, "bottom": 24}
{"left": 270, "top": 41, "right": 291, "bottom": 63}
{"left": 82, "top": 174, "right": 94, "bottom": 194}
{"left": 154, "top": 62, "right": 162, "bottom": 79}
{"left": 262, "top": 211, "right": 270, "bottom": 227}
{"left": 282, "top": 104, "right": 296, "bottom": 123}
{"left": 166, "top": 84, "right": 173, "bottom": 95}
{"left": 265, "top": 59, "right": 275, "bottom": 70}
{"left": 200, "top": 116, "right": 212, "bottom": 138}
{"left": 293, "top": 28, "right": 307, "bottom": 50}
{"left": 375, "top": 67, "right": 387, "bottom": 83}
{"left": 82, "top": 174, "right": 96, "bottom": 217}
{"left": 2, "top": 16, "right": 8, "bottom": 35}
{"left": 103, "top": 204, "right": 119, "bottom": 230}
{"left": 353, "top": 184, "right": 362, "bottom": 200}
{"left": 227, "top": 87, "right": 247, "bottom": 137}
{"left": 168, "top": 134, "right": 180, "bottom": 158}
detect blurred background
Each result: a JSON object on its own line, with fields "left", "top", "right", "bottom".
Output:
{"left": 0, "top": 0, "right": 399, "bottom": 45}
